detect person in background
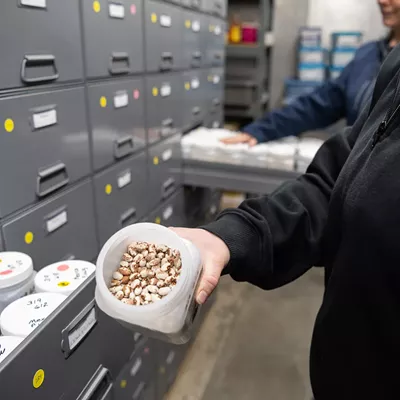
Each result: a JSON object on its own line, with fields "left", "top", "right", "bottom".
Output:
{"left": 222, "top": 0, "right": 400, "bottom": 146}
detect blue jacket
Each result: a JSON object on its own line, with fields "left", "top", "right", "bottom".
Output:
{"left": 243, "top": 40, "right": 387, "bottom": 142}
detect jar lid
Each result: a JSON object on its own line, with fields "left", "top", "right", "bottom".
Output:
{"left": 0, "top": 336, "right": 24, "bottom": 364}
{"left": 0, "top": 252, "right": 34, "bottom": 289}
{"left": 34, "top": 260, "right": 95, "bottom": 295}
{"left": 0, "top": 292, "right": 67, "bottom": 337}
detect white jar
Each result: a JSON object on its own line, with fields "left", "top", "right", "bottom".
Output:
{"left": 0, "top": 252, "right": 35, "bottom": 313}
{"left": 0, "top": 292, "right": 67, "bottom": 337}
{"left": 0, "top": 336, "right": 24, "bottom": 364}
{"left": 34, "top": 260, "right": 95, "bottom": 296}
{"left": 95, "top": 223, "right": 202, "bottom": 344}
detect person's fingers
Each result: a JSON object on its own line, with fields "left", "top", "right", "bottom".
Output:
{"left": 196, "top": 262, "right": 221, "bottom": 304}
{"left": 220, "top": 133, "right": 250, "bottom": 144}
{"left": 248, "top": 137, "right": 258, "bottom": 147}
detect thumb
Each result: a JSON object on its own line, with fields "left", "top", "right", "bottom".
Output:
{"left": 196, "top": 261, "right": 221, "bottom": 304}
{"left": 248, "top": 137, "right": 258, "bottom": 147}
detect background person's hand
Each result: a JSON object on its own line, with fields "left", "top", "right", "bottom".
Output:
{"left": 220, "top": 132, "right": 258, "bottom": 147}
{"left": 170, "top": 228, "right": 230, "bottom": 305}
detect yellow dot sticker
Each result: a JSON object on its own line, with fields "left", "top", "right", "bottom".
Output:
{"left": 24, "top": 232, "right": 34, "bottom": 245}
{"left": 155, "top": 217, "right": 161, "bottom": 225}
{"left": 159, "top": 366, "right": 166, "bottom": 374}
{"left": 184, "top": 82, "right": 190, "bottom": 91}
{"left": 4, "top": 118, "right": 14, "bottom": 133}
{"left": 153, "top": 156, "right": 159, "bottom": 165}
{"left": 33, "top": 369, "right": 45, "bottom": 389}
{"left": 105, "top": 184, "right": 113, "bottom": 195}
{"left": 58, "top": 281, "right": 70, "bottom": 287}
{"left": 185, "top": 20, "right": 191, "bottom": 28}
{"left": 151, "top": 13, "right": 157, "bottom": 23}
{"left": 209, "top": 24, "right": 214, "bottom": 32}
{"left": 99, "top": 96, "right": 107, "bottom": 108}
{"left": 120, "top": 380, "right": 127, "bottom": 389}
{"left": 93, "top": 0, "right": 101, "bottom": 13}
{"left": 152, "top": 87, "right": 158, "bottom": 97}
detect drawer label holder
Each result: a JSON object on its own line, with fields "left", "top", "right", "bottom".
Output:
{"left": 20, "top": 0, "right": 47, "bottom": 9}
{"left": 109, "top": 2, "right": 125, "bottom": 19}
{"left": 61, "top": 300, "right": 97, "bottom": 359}
{"left": 45, "top": 208, "right": 68, "bottom": 234}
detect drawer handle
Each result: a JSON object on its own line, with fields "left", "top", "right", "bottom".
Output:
{"left": 120, "top": 207, "right": 137, "bottom": 227}
{"left": 191, "top": 51, "right": 202, "bottom": 67}
{"left": 160, "top": 52, "right": 174, "bottom": 71}
{"left": 36, "top": 162, "right": 69, "bottom": 198}
{"left": 162, "top": 118, "right": 174, "bottom": 127}
{"left": 212, "top": 98, "right": 221, "bottom": 106}
{"left": 77, "top": 366, "right": 113, "bottom": 400}
{"left": 113, "top": 135, "right": 134, "bottom": 159}
{"left": 109, "top": 52, "right": 130, "bottom": 75}
{"left": 162, "top": 178, "right": 176, "bottom": 199}
{"left": 192, "top": 106, "right": 201, "bottom": 115}
{"left": 21, "top": 54, "right": 59, "bottom": 84}
{"left": 62, "top": 254, "right": 76, "bottom": 261}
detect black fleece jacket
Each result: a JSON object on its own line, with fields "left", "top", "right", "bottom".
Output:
{"left": 204, "top": 44, "right": 400, "bottom": 399}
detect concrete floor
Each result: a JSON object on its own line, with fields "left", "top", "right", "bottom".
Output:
{"left": 166, "top": 268, "right": 324, "bottom": 400}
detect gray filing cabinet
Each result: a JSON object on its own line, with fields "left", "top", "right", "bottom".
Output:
{"left": 148, "top": 134, "right": 183, "bottom": 209}
{"left": 0, "top": 0, "right": 83, "bottom": 90}
{"left": 1, "top": 180, "right": 98, "bottom": 270}
{"left": 145, "top": 73, "right": 183, "bottom": 144}
{"left": 88, "top": 78, "right": 146, "bottom": 172}
{"left": 0, "top": 277, "right": 137, "bottom": 400}
{"left": 204, "top": 0, "right": 227, "bottom": 18}
{"left": 205, "top": 17, "right": 226, "bottom": 67}
{"left": 205, "top": 67, "right": 224, "bottom": 127}
{"left": 146, "top": 189, "right": 186, "bottom": 227}
{"left": 81, "top": 0, "right": 144, "bottom": 79}
{"left": 0, "top": 87, "right": 91, "bottom": 218}
{"left": 94, "top": 152, "right": 148, "bottom": 247}
{"left": 182, "top": 10, "right": 205, "bottom": 69}
{"left": 144, "top": 1, "right": 183, "bottom": 72}
{"left": 182, "top": 70, "right": 207, "bottom": 132}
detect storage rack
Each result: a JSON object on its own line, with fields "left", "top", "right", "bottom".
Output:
{"left": 0, "top": 0, "right": 226, "bottom": 399}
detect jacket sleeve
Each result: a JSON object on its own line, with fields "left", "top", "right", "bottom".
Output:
{"left": 202, "top": 105, "right": 368, "bottom": 290}
{"left": 242, "top": 63, "right": 354, "bottom": 143}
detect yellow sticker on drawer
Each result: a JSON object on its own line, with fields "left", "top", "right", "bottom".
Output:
{"left": 162, "top": 148, "right": 172, "bottom": 161}
{"left": 100, "top": 96, "right": 107, "bottom": 108}
{"left": 4, "top": 118, "right": 14, "bottom": 133}
{"left": 109, "top": 3, "right": 125, "bottom": 19}
{"left": 160, "top": 14, "right": 172, "bottom": 27}
{"left": 160, "top": 84, "right": 171, "bottom": 97}
{"left": 185, "top": 20, "right": 191, "bottom": 29}
{"left": 32, "top": 109, "right": 57, "bottom": 130}
{"left": 21, "top": 0, "right": 46, "bottom": 8}
{"left": 151, "top": 13, "right": 157, "bottom": 23}
{"left": 93, "top": 0, "right": 101, "bottom": 12}
{"left": 46, "top": 210, "right": 68, "bottom": 233}
{"left": 117, "top": 170, "right": 132, "bottom": 189}
{"left": 32, "top": 369, "right": 45, "bottom": 389}
{"left": 163, "top": 206, "right": 173, "bottom": 221}
{"left": 113, "top": 91, "right": 129, "bottom": 108}
{"left": 24, "top": 231, "right": 34, "bottom": 245}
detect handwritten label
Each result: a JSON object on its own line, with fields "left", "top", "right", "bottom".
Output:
{"left": 160, "top": 14, "right": 172, "bottom": 27}
{"left": 114, "top": 92, "right": 129, "bottom": 108}
{"left": 29, "top": 318, "right": 45, "bottom": 329}
{"left": 161, "top": 84, "right": 171, "bottom": 97}
{"left": 68, "top": 307, "right": 96, "bottom": 351}
{"left": 27, "top": 298, "right": 49, "bottom": 310}
{"left": 0, "top": 345, "right": 5, "bottom": 357}
{"left": 192, "top": 20, "right": 200, "bottom": 32}
{"left": 191, "top": 78, "right": 200, "bottom": 89}
{"left": 109, "top": 3, "right": 125, "bottom": 19}
{"left": 21, "top": 0, "right": 46, "bottom": 8}
{"left": 46, "top": 210, "right": 68, "bottom": 233}
{"left": 117, "top": 170, "right": 132, "bottom": 188}
{"left": 130, "top": 357, "right": 142, "bottom": 377}
{"left": 162, "top": 148, "right": 172, "bottom": 161}
{"left": 33, "top": 109, "right": 57, "bottom": 129}
{"left": 163, "top": 205, "right": 173, "bottom": 221}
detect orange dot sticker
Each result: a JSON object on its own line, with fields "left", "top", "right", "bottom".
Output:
{"left": 153, "top": 156, "right": 159, "bottom": 165}
{"left": 33, "top": 369, "right": 45, "bottom": 389}
{"left": 24, "top": 232, "right": 34, "bottom": 245}
{"left": 99, "top": 96, "right": 107, "bottom": 108}
{"left": 105, "top": 184, "right": 113, "bottom": 195}
{"left": 120, "top": 380, "right": 127, "bottom": 389}
{"left": 93, "top": 0, "right": 101, "bottom": 12}
{"left": 151, "top": 13, "right": 157, "bottom": 23}
{"left": 155, "top": 217, "right": 161, "bottom": 225}
{"left": 58, "top": 281, "right": 70, "bottom": 287}
{"left": 4, "top": 118, "right": 14, "bottom": 133}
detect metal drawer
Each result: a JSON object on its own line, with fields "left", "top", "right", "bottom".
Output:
{"left": 148, "top": 135, "right": 183, "bottom": 209}
{"left": 225, "top": 81, "right": 257, "bottom": 107}
{"left": 0, "top": 277, "right": 137, "bottom": 400}
{"left": 182, "top": 10, "right": 205, "bottom": 69}
{"left": 206, "top": 67, "right": 224, "bottom": 118}
{"left": 88, "top": 78, "right": 146, "bottom": 172}
{"left": 181, "top": 0, "right": 205, "bottom": 10}
{"left": 82, "top": 0, "right": 144, "bottom": 79}
{"left": 205, "top": 18, "right": 226, "bottom": 67}
{"left": 145, "top": 73, "right": 183, "bottom": 145}
{"left": 0, "top": 0, "right": 83, "bottom": 90}
{"left": 182, "top": 70, "right": 207, "bottom": 132}
{"left": 144, "top": 1, "right": 183, "bottom": 72}
{"left": 2, "top": 180, "right": 98, "bottom": 270}
{"left": 0, "top": 87, "right": 90, "bottom": 218}
{"left": 204, "top": 0, "right": 227, "bottom": 17}
{"left": 94, "top": 152, "right": 148, "bottom": 247}
{"left": 206, "top": 107, "right": 224, "bottom": 129}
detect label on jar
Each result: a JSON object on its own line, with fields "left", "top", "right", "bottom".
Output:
{"left": 109, "top": 3, "right": 125, "bottom": 19}
{"left": 160, "top": 14, "right": 172, "bottom": 27}
{"left": 46, "top": 210, "right": 68, "bottom": 233}
{"left": 114, "top": 91, "right": 129, "bottom": 108}
{"left": 32, "top": 109, "right": 57, "bottom": 129}
{"left": 20, "top": 0, "right": 46, "bottom": 8}
{"left": 117, "top": 170, "right": 132, "bottom": 188}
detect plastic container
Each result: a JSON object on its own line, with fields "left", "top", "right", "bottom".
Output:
{"left": 332, "top": 31, "right": 362, "bottom": 48}
{"left": 0, "top": 252, "right": 35, "bottom": 314}
{"left": 241, "top": 23, "right": 258, "bottom": 44}
{"left": 34, "top": 260, "right": 96, "bottom": 296}
{"left": 95, "top": 223, "right": 202, "bottom": 344}
{"left": 329, "top": 66, "right": 344, "bottom": 80}
{"left": 0, "top": 336, "right": 24, "bottom": 364}
{"left": 299, "top": 27, "right": 322, "bottom": 47}
{"left": 298, "top": 47, "right": 324, "bottom": 64}
{"left": 298, "top": 63, "right": 326, "bottom": 82}
{"left": 331, "top": 47, "right": 357, "bottom": 68}
{"left": 0, "top": 292, "right": 67, "bottom": 337}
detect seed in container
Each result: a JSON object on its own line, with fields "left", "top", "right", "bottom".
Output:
{"left": 108, "top": 241, "right": 181, "bottom": 305}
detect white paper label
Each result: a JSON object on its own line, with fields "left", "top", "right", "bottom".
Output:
{"left": 113, "top": 92, "right": 129, "bottom": 108}
{"left": 166, "top": 350, "right": 175, "bottom": 364}
{"left": 210, "top": 205, "right": 217, "bottom": 215}
{"left": 161, "top": 84, "right": 171, "bottom": 97}
{"left": 21, "top": 0, "right": 46, "bottom": 8}
{"left": 213, "top": 75, "right": 220, "bottom": 84}
{"left": 191, "top": 78, "right": 200, "bottom": 89}
{"left": 117, "top": 170, "right": 132, "bottom": 188}
{"left": 109, "top": 3, "right": 125, "bottom": 19}
{"left": 130, "top": 357, "right": 142, "bottom": 377}
{"left": 68, "top": 308, "right": 96, "bottom": 351}
{"left": 160, "top": 14, "right": 172, "bottom": 27}
{"left": 46, "top": 210, "right": 68, "bottom": 233}
{"left": 212, "top": 121, "right": 220, "bottom": 128}
{"left": 162, "top": 148, "right": 172, "bottom": 161}
{"left": 163, "top": 205, "right": 173, "bottom": 221}
{"left": 214, "top": 25, "right": 221, "bottom": 35}
{"left": 192, "top": 20, "right": 200, "bottom": 32}
{"left": 33, "top": 109, "right": 57, "bottom": 129}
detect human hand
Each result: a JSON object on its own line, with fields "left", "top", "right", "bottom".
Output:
{"left": 169, "top": 228, "right": 230, "bottom": 305}
{"left": 220, "top": 132, "right": 258, "bottom": 147}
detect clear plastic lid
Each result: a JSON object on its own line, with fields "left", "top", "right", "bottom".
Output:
{"left": 0, "top": 252, "right": 33, "bottom": 290}
{"left": 0, "top": 292, "right": 67, "bottom": 337}
{"left": 0, "top": 336, "right": 24, "bottom": 363}
{"left": 34, "top": 260, "right": 96, "bottom": 295}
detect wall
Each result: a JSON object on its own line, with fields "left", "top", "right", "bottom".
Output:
{"left": 307, "top": 0, "right": 387, "bottom": 47}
